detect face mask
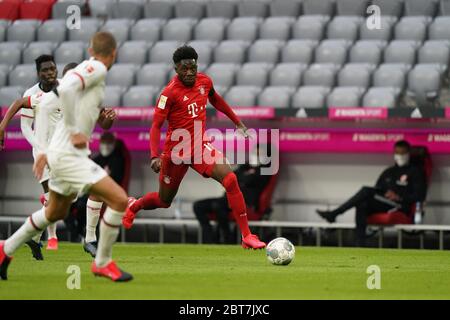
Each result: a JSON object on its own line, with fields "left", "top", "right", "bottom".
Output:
{"left": 99, "top": 143, "right": 114, "bottom": 157}
{"left": 394, "top": 154, "right": 409, "bottom": 167}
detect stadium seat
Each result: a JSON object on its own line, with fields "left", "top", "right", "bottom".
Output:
{"left": 338, "top": 63, "right": 374, "bottom": 88}
{"left": 224, "top": 85, "right": 262, "bottom": 106}
{"left": 20, "top": 0, "right": 55, "bottom": 20}
{"left": 315, "top": 40, "right": 351, "bottom": 66}
{"left": 326, "top": 87, "right": 366, "bottom": 107}
{"left": 23, "top": 42, "right": 57, "bottom": 64}
{"left": 349, "top": 40, "right": 386, "bottom": 64}
{"left": 362, "top": 87, "right": 401, "bottom": 108}
{"left": 0, "top": 64, "right": 10, "bottom": 87}
{"left": 237, "top": 0, "right": 269, "bottom": 18}
{"left": 122, "top": 85, "right": 160, "bottom": 107}
{"left": 303, "top": 0, "right": 334, "bottom": 15}
{"left": 7, "top": 19, "right": 40, "bottom": 43}
{"left": 68, "top": 18, "right": 100, "bottom": 42}
{"left": 292, "top": 86, "right": 331, "bottom": 108}
{"left": 404, "top": 0, "right": 438, "bottom": 17}
{"left": 103, "top": 85, "right": 126, "bottom": 107}
{"left": 0, "top": 86, "right": 25, "bottom": 107}
{"left": 270, "top": 63, "right": 307, "bottom": 87}
{"left": 206, "top": 0, "right": 236, "bottom": 19}
{"left": 194, "top": 17, "right": 229, "bottom": 42}
{"left": 213, "top": 40, "right": 250, "bottom": 64}
{"left": 248, "top": 39, "right": 284, "bottom": 63}
{"left": 112, "top": 0, "right": 145, "bottom": 19}
{"left": 303, "top": 63, "right": 340, "bottom": 87}
{"left": 205, "top": 63, "right": 239, "bottom": 87}
{"left": 101, "top": 19, "right": 134, "bottom": 43}
{"left": 8, "top": 64, "right": 38, "bottom": 88}
{"left": 429, "top": 17, "right": 450, "bottom": 41}
{"left": 37, "top": 19, "right": 66, "bottom": 42}
{"left": 258, "top": 86, "right": 295, "bottom": 108}
{"left": 149, "top": 41, "right": 181, "bottom": 63}
{"left": 269, "top": 0, "right": 301, "bottom": 17}
{"left": 359, "top": 16, "right": 397, "bottom": 41}
{"left": 371, "top": 0, "right": 404, "bottom": 17}
{"left": 407, "top": 64, "right": 442, "bottom": 107}
{"left": 175, "top": 0, "right": 205, "bottom": 19}
{"left": 373, "top": 63, "right": 410, "bottom": 90}
{"left": 292, "top": 15, "right": 330, "bottom": 40}
{"left": 281, "top": 39, "right": 318, "bottom": 64}
{"left": 0, "top": 0, "right": 20, "bottom": 21}
{"left": 106, "top": 63, "right": 138, "bottom": 87}
{"left": 227, "top": 17, "right": 262, "bottom": 41}
{"left": 89, "top": 0, "right": 115, "bottom": 18}
{"left": 52, "top": 0, "right": 85, "bottom": 19}
{"left": 0, "top": 20, "right": 9, "bottom": 42}
{"left": 162, "top": 18, "right": 197, "bottom": 42}
{"left": 0, "top": 42, "right": 23, "bottom": 66}
{"left": 336, "top": 0, "right": 369, "bottom": 16}
{"left": 327, "top": 16, "right": 363, "bottom": 41}
{"left": 236, "top": 62, "right": 273, "bottom": 87}
{"left": 130, "top": 18, "right": 164, "bottom": 42}
{"left": 186, "top": 40, "right": 216, "bottom": 65}
{"left": 259, "top": 17, "right": 294, "bottom": 40}
{"left": 117, "top": 41, "right": 151, "bottom": 64}
{"left": 144, "top": 0, "right": 174, "bottom": 19}
{"left": 440, "top": 0, "right": 450, "bottom": 15}
{"left": 136, "top": 63, "right": 170, "bottom": 87}
{"left": 395, "top": 16, "right": 430, "bottom": 41}
{"left": 54, "top": 41, "right": 86, "bottom": 64}
{"left": 418, "top": 41, "right": 450, "bottom": 67}
{"left": 384, "top": 40, "right": 420, "bottom": 64}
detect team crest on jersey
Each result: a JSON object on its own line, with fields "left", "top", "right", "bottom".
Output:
{"left": 158, "top": 95, "right": 168, "bottom": 109}
{"left": 199, "top": 86, "right": 205, "bottom": 95}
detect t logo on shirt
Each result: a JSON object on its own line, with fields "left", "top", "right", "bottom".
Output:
{"left": 188, "top": 102, "right": 199, "bottom": 118}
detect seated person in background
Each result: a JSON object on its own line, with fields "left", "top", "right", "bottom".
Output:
{"left": 316, "top": 140, "right": 427, "bottom": 246}
{"left": 193, "top": 144, "right": 272, "bottom": 244}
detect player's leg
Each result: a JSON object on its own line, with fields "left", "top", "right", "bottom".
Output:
{"left": 41, "top": 179, "right": 59, "bottom": 250}
{"left": 83, "top": 194, "right": 103, "bottom": 257}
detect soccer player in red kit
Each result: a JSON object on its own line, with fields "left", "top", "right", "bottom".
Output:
{"left": 123, "top": 45, "right": 266, "bottom": 249}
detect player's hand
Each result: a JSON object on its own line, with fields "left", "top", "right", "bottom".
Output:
{"left": 70, "top": 132, "right": 89, "bottom": 149}
{"left": 385, "top": 190, "right": 400, "bottom": 201}
{"left": 151, "top": 157, "right": 161, "bottom": 173}
{"left": 102, "top": 108, "right": 117, "bottom": 122}
{"left": 33, "top": 153, "right": 48, "bottom": 180}
{"left": 0, "top": 129, "right": 5, "bottom": 151}
{"left": 236, "top": 122, "right": 252, "bottom": 139}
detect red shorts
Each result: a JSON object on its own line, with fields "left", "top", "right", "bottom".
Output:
{"left": 159, "top": 142, "right": 225, "bottom": 190}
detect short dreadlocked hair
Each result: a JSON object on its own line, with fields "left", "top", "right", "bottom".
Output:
{"left": 172, "top": 45, "right": 198, "bottom": 64}
{"left": 35, "top": 54, "right": 55, "bottom": 73}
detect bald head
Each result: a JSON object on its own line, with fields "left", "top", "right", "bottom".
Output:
{"left": 89, "top": 31, "right": 117, "bottom": 57}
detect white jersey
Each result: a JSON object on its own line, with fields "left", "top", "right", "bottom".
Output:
{"left": 48, "top": 58, "right": 107, "bottom": 157}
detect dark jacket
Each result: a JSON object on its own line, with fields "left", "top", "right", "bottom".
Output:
{"left": 92, "top": 147, "right": 125, "bottom": 186}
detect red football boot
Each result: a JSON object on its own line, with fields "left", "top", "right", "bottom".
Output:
{"left": 39, "top": 194, "right": 46, "bottom": 206}
{"left": 242, "top": 234, "right": 266, "bottom": 249}
{"left": 122, "top": 197, "right": 137, "bottom": 229}
{"left": 0, "top": 241, "right": 13, "bottom": 280}
{"left": 46, "top": 238, "right": 58, "bottom": 250}
{"left": 91, "top": 261, "right": 133, "bottom": 282}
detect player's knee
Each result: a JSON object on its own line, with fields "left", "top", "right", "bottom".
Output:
{"left": 222, "top": 172, "right": 239, "bottom": 193}
{"left": 110, "top": 190, "right": 128, "bottom": 212}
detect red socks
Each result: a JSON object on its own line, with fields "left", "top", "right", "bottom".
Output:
{"left": 131, "top": 192, "right": 170, "bottom": 211}
{"left": 222, "top": 172, "right": 251, "bottom": 237}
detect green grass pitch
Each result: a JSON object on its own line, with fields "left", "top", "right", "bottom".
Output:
{"left": 1, "top": 243, "right": 450, "bottom": 299}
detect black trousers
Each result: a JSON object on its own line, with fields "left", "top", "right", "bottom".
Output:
{"left": 193, "top": 197, "right": 233, "bottom": 244}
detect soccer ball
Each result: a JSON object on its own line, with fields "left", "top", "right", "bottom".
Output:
{"left": 266, "top": 237, "right": 295, "bottom": 266}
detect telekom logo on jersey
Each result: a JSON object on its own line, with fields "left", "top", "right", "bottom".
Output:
{"left": 169, "top": 120, "right": 280, "bottom": 176}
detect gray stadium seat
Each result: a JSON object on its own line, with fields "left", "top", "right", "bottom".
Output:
{"left": 213, "top": 40, "right": 250, "bottom": 63}
{"left": 68, "top": 18, "right": 100, "bottom": 42}
{"left": 395, "top": 17, "right": 429, "bottom": 41}
{"left": 359, "top": 16, "right": 397, "bottom": 41}
{"left": 205, "top": 63, "right": 239, "bottom": 87}
{"left": 0, "top": 20, "right": 9, "bottom": 42}
{"left": 56, "top": 63, "right": 66, "bottom": 78}
{"left": 303, "top": 63, "right": 340, "bottom": 87}
{"left": 52, "top": 0, "right": 87, "bottom": 19}
{"left": 315, "top": 40, "right": 351, "bottom": 65}
{"left": 363, "top": 87, "right": 400, "bottom": 108}
{"left": 349, "top": 40, "right": 386, "bottom": 64}
{"left": 303, "top": 0, "right": 334, "bottom": 15}
{"left": 414, "top": 62, "right": 447, "bottom": 77}
{"left": 194, "top": 17, "right": 229, "bottom": 41}
{"left": 162, "top": 18, "right": 197, "bottom": 42}
{"left": 101, "top": 19, "right": 134, "bottom": 43}
{"left": 130, "top": 19, "right": 164, "bottom": 42}
{"left": 236, "top": 63, "right": 273, "bottom": 87}
{"left": 54, "top": 41, "right": 86, "bottom": 64}
{"left": 9, "top": 65, "right": 38, "bottom": 88}
{"left": 37, "top": 19, "right": 66, "bottom": 43}
{"left": 292, "top": 15, "right": 330, "bottom": 40}
{"left": 224, "top": 86, "right": 262, "bottom": 106}
{"left": 327, "top": 87, "right": 365, "bottom": 107}
{"left": 0, "top": 86, "right": 25, "bottom": 107}
{"left": 336, "top": 0, "right": 369, "bottom": 16}
{"left": 429, "top": 17, "right": 450, "bottom": 41}
{"left": 371, "top": 0, "right": 404, "bottom": 17}
{"left": 418, "top": 41, "right": 450, "bottom": 67}
{"left": 7, "top": 20, "right": 40, "bottom": 43}
{"left": 206, "top": 0, "right": 236, "bottom": 19}
{"left": 373, "top": 63, "right": 410, "bottom": 90}
{"left": 23, "top": 42, "right": 57, "bottom": 64}
{"left": 259, "top": 17, "right": 294, "bottom": 40}
{"left": 136, "top": 63, "right": 170, "bottom": 87}
{"left": 175, "top": 0, "right": 205, "bottom": 19}
{"left": 0, "top": 42, "right": 23, "bottom": 66}
{"left": 149, "top": 41, "right": 181, "bottom": 63}
{"left": 122, "top": 85, "right": 160, "bottom": 107}
{"left": 144, "top": 0, "right": 174, "bottom": 19}
{"left": 407, "top": 64, "right": 441, "bottom": 107}
{"left": 281, "top": 40, "right": 318, "bottom": 64}
{"left": 106, "top": 63, "right": 138, "bottom": 87}
{"left": 248, "top": 40, "right": 284, "bottom": 63}
{"left": 0, "top": 64, "right": 9, "bottom": 87}
{"left": 384, "top": 40, "right": 420, "bottom": 64}
{"left": 89, "top": 0, "right": 115, "bottom": 18}
{"left": 292, "top": 86, "right": 331, "bottom": 108}
{"left": 258, "top": 86, "right": 295, "bottom": 108}
{"left": 117, "top": 41, "right": 151, "bottom": 64}
{"left": 338, "top": 63, "right": 374, "bottom": 88}
{"left": 441, "top": 0, "right": 450, "bottom": 15}
{"left": 270, "top": 63, "right": 308, "bottom": 87}
{"left": 103, "top": 86, "right": 126, "bottom": 107}
{"left": 237, "top": 0, "right": 268, "bottom": 18}
{"left": 227, "top": 17, "right": 262, "bottom": 41}
{"left": 405, "top": 0, "right": 438, "bottom": 17}
{"left": 187, "top": 40, "right": 217, "bottom": 65}
{"left": 327, "top": 16, "right": 363, "bottom": 41}
{"left": 112, "top": 0, "right": 145, "bottom": 19}
{"left": 270, "top": 0, "right": 301, "bottom": 17}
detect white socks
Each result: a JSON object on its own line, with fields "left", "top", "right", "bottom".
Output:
{"left": 4, "top": 208, "right": 51, "bottom": 256}
{"left": 85, "top": 199, "right": 103, "bottom": 243}
{"left": 47, "top": 223, "right": 57, "bottom": 240}
{"left": 31, "top": 192, "right": 49, "bottom": 243}
{"left": 95, "top": 207, "right": 123, "bottom": 267}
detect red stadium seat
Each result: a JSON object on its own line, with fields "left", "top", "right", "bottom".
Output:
{"left": 20, "top": 0, "right": 55, "bottom": 20}
{"left": 0, "top": 0, "right": 22, "bottom": 21}
{"left": 367, "top": 146, "right": 432, "bottom": 226}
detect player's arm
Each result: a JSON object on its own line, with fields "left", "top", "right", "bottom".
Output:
{"left": 33, "top": 97, "right": 52, "bottom": 180}
{"left": 97, "top": 108, "right": 117, "bottom": 130}
{"left": 20, "top": 96, "right": 38, "bottom": 149}
{"left": 150, "top": 93, "right": 171, "bottom": 173}
{"left": 0, "top": 97, "right": 30, "bottom": 150}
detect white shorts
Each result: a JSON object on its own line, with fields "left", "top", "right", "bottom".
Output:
{"left": 32, "top": 148, "right": 50, "bottom": 184}
{"left": 47, "top": 152, "right": 108, "bottom": 197}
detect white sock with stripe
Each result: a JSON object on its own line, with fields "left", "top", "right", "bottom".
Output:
{"left": 85, "top": 199, "right": 103, "bottom": 243}
{"left": 95, "top": 207, "right": 123, "bottom": 267}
